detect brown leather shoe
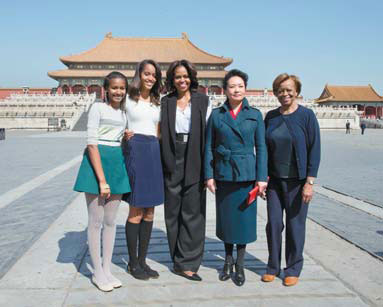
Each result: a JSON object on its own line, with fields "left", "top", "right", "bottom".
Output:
{"left": 261, "top": 274, "right": 275, "bottom": 282}
{"left": 284, "top": 276, "right": 299, "bottom": 286}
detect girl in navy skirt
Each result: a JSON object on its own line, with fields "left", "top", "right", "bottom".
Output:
{"left": 122, "top": 59, "right": 164, "bottom": 280}
{"left": 74, "top": 71, "right": 131, "bottom": 292}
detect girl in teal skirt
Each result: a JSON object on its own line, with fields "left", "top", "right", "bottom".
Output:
{"left": 74, "top": 71, "right": 131, "bottom": 292}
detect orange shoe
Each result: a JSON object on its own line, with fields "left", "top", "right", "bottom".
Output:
{"left": 284, "top": 276, "right": 299, "bottom": 286}
{"left": 261, "top": 274, "right": 275, "bottom": 282}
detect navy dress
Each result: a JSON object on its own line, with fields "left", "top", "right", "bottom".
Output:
{"left": 204, "top": 99, "right": 268, "bottom": 244}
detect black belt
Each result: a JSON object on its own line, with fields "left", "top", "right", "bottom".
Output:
{"left": 176, "top": 133, "right": 189, "bottom": 143}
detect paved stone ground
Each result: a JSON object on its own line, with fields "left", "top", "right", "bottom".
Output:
{"left": 0, "top": 193, "right": 373, "bottom": 306}
{"left": 0, "top": 129, "right": 383, "bottom": 306}
{"left": 0, "top": 131, "right": 85, "bottom": 278}
{"left": 317, "top": 129, "right": 383, "bottom": 207}
{"left": 309, "top": 193, "right": 383, "bottom": 259}
{"left": 0, "top": 130, "right": 85, "bottom": 195}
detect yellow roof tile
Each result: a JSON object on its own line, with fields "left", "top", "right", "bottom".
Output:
{"left": 316, "top": 85, "right": 383, "bottom": 103}
{"left": 59, "top": 33, "right": 232, "bottom": 65}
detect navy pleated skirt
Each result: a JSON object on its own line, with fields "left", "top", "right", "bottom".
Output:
{"left": 122, "top": 134, "right": 164, "bottom": 208}
{"left": 215, "top": 181, "right": 257, "bottom": 244}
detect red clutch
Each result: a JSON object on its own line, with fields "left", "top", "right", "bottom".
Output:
{"left": 247, "top": 186, "right": 259, "bottom": 205}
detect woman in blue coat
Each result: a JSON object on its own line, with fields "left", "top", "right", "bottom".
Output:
{"left": 205, "top": 69, "right": 268, "bottom": 286}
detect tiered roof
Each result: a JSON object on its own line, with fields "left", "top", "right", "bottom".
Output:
{"left": 48, "top": 33, "right": 232, "bottom": 80}
{"left": 49, "top": 69, "right": 226, "bottom": 79}
{"left": 316, "top": 84, "right": 383, "bottom": 103}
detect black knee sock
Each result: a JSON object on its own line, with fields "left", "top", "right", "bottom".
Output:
{"left": 224, "top": 243, "right": 234, "bottom": 262}
{"left": 236, "top": 244, "right": 246, "bottom": 266}
{"left": 125, "top": 221, "right": 140, "bottom": 267}
{"left": 138, "top": 220, "right": 153, "bottom": 266}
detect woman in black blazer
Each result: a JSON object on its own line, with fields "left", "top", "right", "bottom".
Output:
{"left": 160, "top": 59, "right": 210, "bottom": 281}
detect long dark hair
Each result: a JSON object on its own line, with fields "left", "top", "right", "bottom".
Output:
{"left": 128, "top": 59, "right": 162, "bottom": 105}
{"left": 165, "top": 59, "right": 198, "bottom": 93}
{"left": 103, "top": 71, "right": 128, "bottom": 111}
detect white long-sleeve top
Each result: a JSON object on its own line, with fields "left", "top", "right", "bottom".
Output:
{"left": 87, "top": 102, "right": 127, "bottom": 146}
{"left": 125, "top": 97, "right": 160, "bottom": 137}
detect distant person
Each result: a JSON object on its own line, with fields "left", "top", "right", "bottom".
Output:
{"left": 205, "top": 69, "right": 268, "bottom": 286}
{"left": 346, "top": 120, "right": 351, "bottom": 134}
{"left": 360, "top": 122, "right": 366, "bottom": 135}
{"left": 160, "top": 60, "right": 211, "bottom": 281}
{"left": 73, "top": 71, "right": 131, "bottom": 292}
{"left": 122, "top": 60, "right": 164, "bottom": 280}
{"left": 262, "top": 73, "right": 321, "bottom": 287}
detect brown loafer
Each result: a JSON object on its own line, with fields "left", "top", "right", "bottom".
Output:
{"left": 262, "top": 274, "right": 275, "bottom": 282}
{"left": 284, "top": 276, "right": 299, "bottom": 286}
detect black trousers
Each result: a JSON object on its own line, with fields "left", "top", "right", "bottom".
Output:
{"left": 265, "top": 177, "right": 308, "bottom": 277}
{"left": 164, "top": 140, "right": 206, "bottom": 272}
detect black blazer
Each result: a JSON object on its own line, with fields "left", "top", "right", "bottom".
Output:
{"left": 160, "top": 91, "right": 209, "bottom": 186}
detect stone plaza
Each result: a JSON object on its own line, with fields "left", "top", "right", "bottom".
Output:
{"left": 0, "top": 129, "right": 382, "bottom": 306}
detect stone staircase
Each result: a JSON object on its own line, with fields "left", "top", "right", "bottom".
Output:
{"left": 71, "top": 111, "right": 88, "bottom": 131}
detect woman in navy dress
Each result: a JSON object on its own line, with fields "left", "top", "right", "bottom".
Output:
{"left": 262, "top": 73, "right": 320, "bottom": 286}
{"left": 205, "top": 69, "right": 268, "bottom": 286}
{"left": 122, "top": 60, "right": 164, "bottom": 280}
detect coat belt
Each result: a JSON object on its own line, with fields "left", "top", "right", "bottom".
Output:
{"left": 215, "top": 145, "right": 254, "bottom": 177}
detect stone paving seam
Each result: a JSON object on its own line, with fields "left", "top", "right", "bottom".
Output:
{"left": 62, "top": 243, "right": 89, "bottom": 307}
{"left": 0, "top": 155, "right": 82, "bottom": 210}
{"left": 258, "top": 202, "right": 372, "bottom": 305}
{"left": 316, "top": 185, "right": 383, "bottom": 219}
{"left": 307, "top": 215, "right": 383, "bottom": 262}
{"left": 304, "top": 220, "right": 382, "bottom": 307}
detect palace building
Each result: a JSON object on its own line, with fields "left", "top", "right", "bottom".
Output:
{"left": 315, "top": 84, "right": 383, "bottom": 119}
{"left": 48, "top": 33, "right": 233, "bottom": 99}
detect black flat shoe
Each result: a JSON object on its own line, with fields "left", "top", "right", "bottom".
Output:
{"left": 142, "top": 263, "right": 159, "bottom": 279}
{"left": 127, "top": 263, "right": 149, "bottom": 280}
{"left": 233, "top": 264, "right": 245, "bottom": 286}
{"left": 219, "top": 259, "right": 234, "bottom": 281}
{"left": 173, "top": 269, "right": 202, "bottom": 281}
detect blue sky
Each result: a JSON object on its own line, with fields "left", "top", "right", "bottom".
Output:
{"left": 1, "top": 0, "right": 382, "bottom": 98}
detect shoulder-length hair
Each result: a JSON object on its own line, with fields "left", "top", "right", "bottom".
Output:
{"left": 103, "top": 71, "right": 128, "bottom": 111}
{"left": 165, "top": 59, "right": 198, "bottom": 93}
{"left": 128, "top": 59, "right": 162, "bottom": 105}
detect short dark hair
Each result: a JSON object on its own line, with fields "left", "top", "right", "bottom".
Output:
{"left": 166, "top": 59, "right": 198, "bottom": 93}
{"left": 272, "top": 73, "right": 302, "bottom": 96}
{"left": 128, "top": 59, "right": 162, "bottom": 105}
{"left": 223, "top": 69, "right": 248, "bottom": 90}
{"left": 103, "top": 71, "right": 128, "bottom": 111}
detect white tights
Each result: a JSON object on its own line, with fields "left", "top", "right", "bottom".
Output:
{"left": 85, "top": 193, "right": 121, "bottom": 285}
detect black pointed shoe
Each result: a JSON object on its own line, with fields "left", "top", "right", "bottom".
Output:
{"left": 173, "top": 269, "right": 202, "bottom": 281}
{"left": 127, "top": 263, "right": 150, "bottom": 280}
{"left": 142, "top": 263, "right": 160, "bottom": 279}
{"left": 233, "top": 264, "right": 245, "bottom": 286}
{"left": 219, "top": 258, "right": 234, "bottom": 281}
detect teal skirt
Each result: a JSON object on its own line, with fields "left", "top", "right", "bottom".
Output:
{"left": 73, "top": 145, "right": 131, "bottom": 195}
{"left": 215, "top": 181, "right": 257, "bottom": 244}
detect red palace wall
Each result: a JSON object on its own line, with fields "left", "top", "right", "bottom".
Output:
{"left": 0, "top": 88, "right": 52, "bottom": 100}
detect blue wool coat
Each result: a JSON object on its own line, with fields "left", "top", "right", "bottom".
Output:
{"left": 204, "top": 98, "right": 268, "bottom": 182}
